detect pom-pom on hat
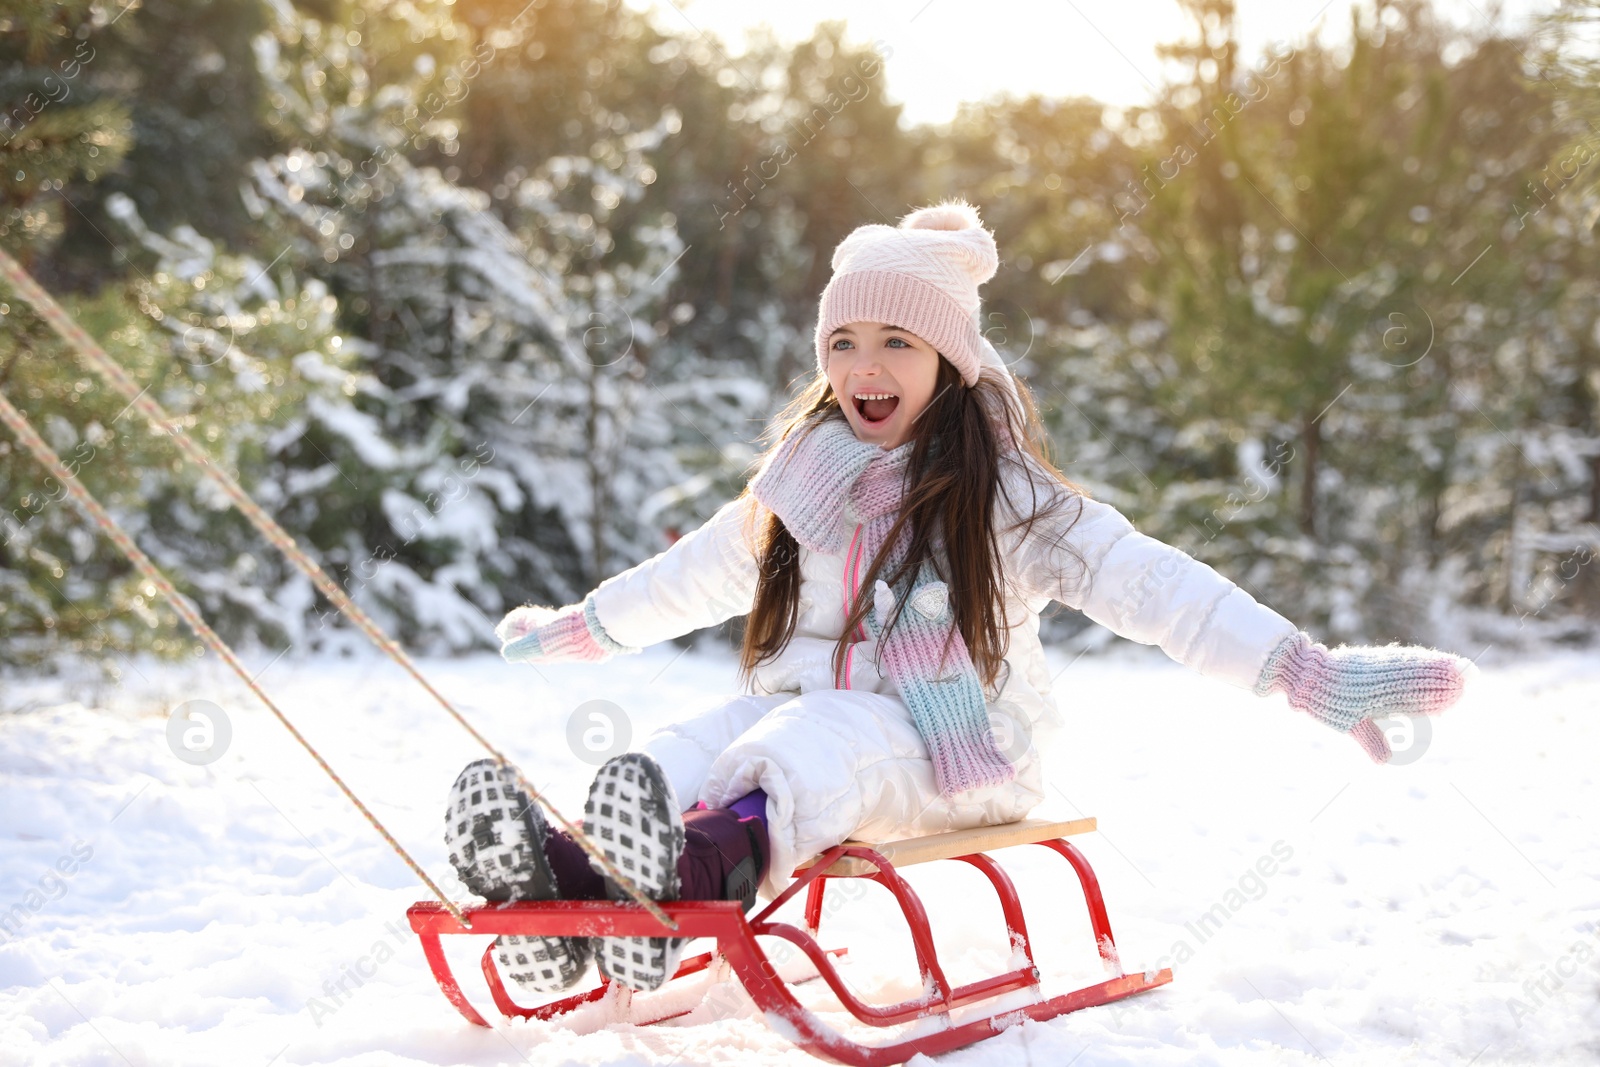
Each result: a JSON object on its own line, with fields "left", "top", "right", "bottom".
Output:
{"left": 814, "top": 199, "right": 1000, "bottom": 388}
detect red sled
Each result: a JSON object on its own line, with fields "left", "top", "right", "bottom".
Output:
{"left": 407, "top": 816, "right": 1173, "bottom": 1066}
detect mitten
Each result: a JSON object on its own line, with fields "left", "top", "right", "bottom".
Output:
{"left": 496, "top": 594, "right": 639, "bottom": 664}
{"left": 1253, "top": 629, "right": 1477, "bottom": 763}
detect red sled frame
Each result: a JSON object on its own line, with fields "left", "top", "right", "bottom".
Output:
{"left": 407, "top": 823, "right": 1173, "bottom": 1066}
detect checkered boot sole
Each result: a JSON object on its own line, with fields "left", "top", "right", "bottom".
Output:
{"left": 583, "top": 752, "right": 689, "bottom": 992}
{"left": 443, "top": 758, "right": 593, "bottom": 994}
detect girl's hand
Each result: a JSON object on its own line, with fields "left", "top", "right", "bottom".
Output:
{"left": 496, "top": 601, "right": 613, "bottom": 664}
{"left": 1253, "top": 630, "right": 1478, "bottom": 763}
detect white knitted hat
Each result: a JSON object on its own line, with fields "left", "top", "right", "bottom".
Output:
{"left": 814, "top": 199, "right": 1000, "bottom": 387}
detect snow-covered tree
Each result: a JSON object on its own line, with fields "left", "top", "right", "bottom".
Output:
{"left": 239, "top": 0, "right": 772, "bottom": 649}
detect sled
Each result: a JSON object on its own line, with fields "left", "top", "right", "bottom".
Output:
{"left": 407, "top": 815, "right": 1173, "bottom": 1065}
{"left": 1, "top": 256, "right": 1171, "bottom": 1063}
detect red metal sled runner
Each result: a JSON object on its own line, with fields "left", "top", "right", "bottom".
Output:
{"left": 408, "top": 816, "right": 1173, "bottom": 1065}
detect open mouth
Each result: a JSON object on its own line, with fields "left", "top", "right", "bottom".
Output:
{"left": 852, "top": 392, "right": 900, "bottom": 428}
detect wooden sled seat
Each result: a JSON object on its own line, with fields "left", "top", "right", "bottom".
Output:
{"left": 793, "top": 816, "right": 1098, "bottom": 877}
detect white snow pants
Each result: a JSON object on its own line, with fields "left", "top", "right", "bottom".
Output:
{"left": 639, "top": 688, "right": 1046, "bottom": 904}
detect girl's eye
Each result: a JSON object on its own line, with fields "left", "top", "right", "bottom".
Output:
{"left": 886, "top": 337, "right": 908, "bottom": 348}
{"left": 832, "top": 338, "right": 853, "bottom": 350}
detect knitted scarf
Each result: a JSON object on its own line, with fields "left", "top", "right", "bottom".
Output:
{"left": 747, "top": 410, "right": 1016, "bottom": 798}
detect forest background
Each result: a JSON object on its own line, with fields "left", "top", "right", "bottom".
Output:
{"left": 1, "top": 0, "right": 1597, "bottom": 675}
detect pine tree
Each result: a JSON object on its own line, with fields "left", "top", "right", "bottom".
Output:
{"left": 1, "top": 0, "right": 140, "bottom": 668}
{"left": 1076, "top": 0, "right": 1594, "bottom": 643}
{"left": 0, "top": 0, "right": 132, "bottom": 259}
{"left": 0, "top": 1, "right": 360, "bottom": 668}
{"left": 237, "top": 0, "right": 746, "bottom": 648}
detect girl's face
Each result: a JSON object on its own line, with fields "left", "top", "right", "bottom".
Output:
{"left": 826, "top": 322, "right": 943, "bottom": 450}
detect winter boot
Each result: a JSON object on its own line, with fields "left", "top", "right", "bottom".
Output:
{"left": 581, "top": 752, "right": 690, "bottom": 991}
{"left": 443, "top": 758, "right": 594, "bottom": 993}
{"left": 680, "top": 791, "right": 770, "bottom": 911}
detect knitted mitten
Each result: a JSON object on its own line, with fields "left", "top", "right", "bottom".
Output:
{"left": 1253, "top": 630, "right": 1477, "bottom": 763}
{"left": 496, "top": 594, "right": 639, "bottom": 664}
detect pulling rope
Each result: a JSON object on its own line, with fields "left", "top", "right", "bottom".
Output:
{"left": 0, "top": 248, "right": 679, "bottom": 933}
{"left": 0, "top": 385, "right": 472, "bottom": 925}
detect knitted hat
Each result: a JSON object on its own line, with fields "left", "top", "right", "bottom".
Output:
{"left": 814, "top": 199, "right": 1000, "bottom": 388}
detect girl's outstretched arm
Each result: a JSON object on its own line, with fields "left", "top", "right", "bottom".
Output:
{"left": 498, "top": 493, "right": 764, "bottom": 664}
{"left": 1011, "top": 476, "right": 1476, "bottom": 762}
{"left": 1020, "top": 490, "right": 1301, "bottom": 690}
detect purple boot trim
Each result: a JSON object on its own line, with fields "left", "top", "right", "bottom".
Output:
{"left": 679, "top": 805, "right": 769, "bottom": 909}
{"left": 688, "top": 789, "right": 766, "bottom": 820}
{"left": 728, "top": 787, "right": 768, "bottom": 823}
{"left": 541, "top": 790, "right": 772, "bottom": 908}
{"left": 540, "top": 830, "right": 609, "bottom": 901}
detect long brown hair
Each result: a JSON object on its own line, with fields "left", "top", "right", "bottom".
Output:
{"left": 733, "top": 351, "right": 1091, "bottom": 694}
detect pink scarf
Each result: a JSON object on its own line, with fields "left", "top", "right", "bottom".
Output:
{"left": 747, "top": 410, "right": 1016, "bottom": 797}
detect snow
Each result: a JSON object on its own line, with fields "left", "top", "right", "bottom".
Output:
{"left": 2, "top": 639, "right": 1598, "bottom": 1065}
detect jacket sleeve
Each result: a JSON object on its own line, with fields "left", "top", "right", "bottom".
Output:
{"left": 586, "top": 491, "right": 766, "bottom": 650}
{"left": 1001, "top": 461, "right": 1299, "bottom": 691}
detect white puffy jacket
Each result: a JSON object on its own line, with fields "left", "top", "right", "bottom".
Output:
{"left": 586, "top": 452, "right": 1300, "bottom": 900}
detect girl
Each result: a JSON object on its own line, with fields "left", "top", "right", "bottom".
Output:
{"left": 442, "top": 200, "right": 1475, "bottom": 997}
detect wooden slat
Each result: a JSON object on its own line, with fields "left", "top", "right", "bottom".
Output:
{"left": 792, "top": 816, "right": 1098, "bottom": 877}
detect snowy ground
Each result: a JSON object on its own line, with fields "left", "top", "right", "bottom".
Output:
{"left": 1, "top": 637, "right": 1596, "bottom": 1066}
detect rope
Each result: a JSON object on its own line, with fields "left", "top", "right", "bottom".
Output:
{"left": 0, "top": 385, "right": 474, "bottom": 926}
{"left": 0, "top": 248, "right": 679, "bottom": 933}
